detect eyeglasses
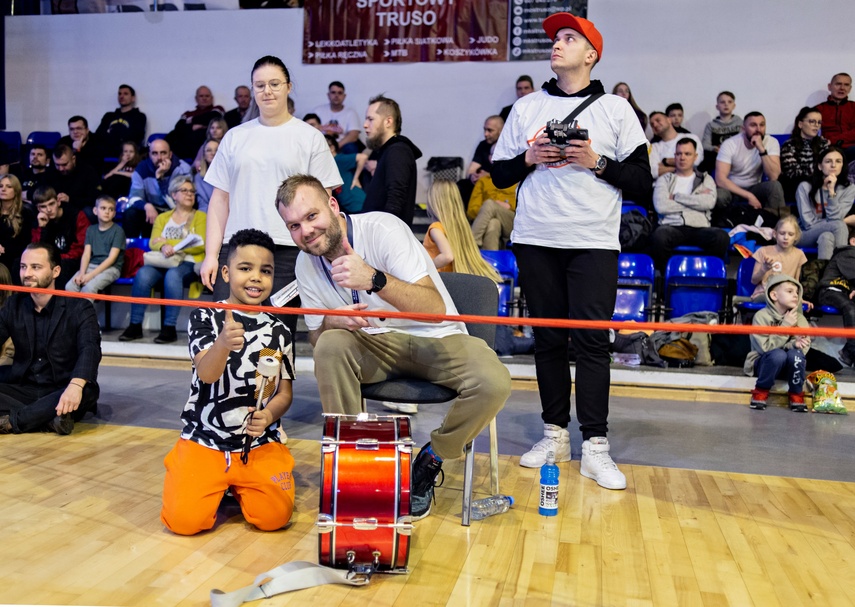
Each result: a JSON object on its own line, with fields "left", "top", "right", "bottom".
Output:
{"left": 804, "top": 119, "right": 822, "bottom": 126}
{"left": 252, "top": 80, "right": 286, "bottom": 93}
{"left": 175, "top": 188, "right": 196, "bottom": 195}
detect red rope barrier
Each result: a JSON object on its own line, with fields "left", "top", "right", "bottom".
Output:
{"left": 2, "top": 283, "right": 853, "bottom": 339}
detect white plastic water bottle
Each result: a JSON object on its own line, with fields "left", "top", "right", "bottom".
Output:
{"left": 470, "top": 494, "right": 514, "bottom": 521}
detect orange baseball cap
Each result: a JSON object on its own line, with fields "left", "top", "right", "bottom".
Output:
{"left": 542, "top": 13, "right": 603, "bottom": 59}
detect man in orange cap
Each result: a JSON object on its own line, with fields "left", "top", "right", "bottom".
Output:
{"left": 492, "top": 13, "right": 652, "bottom": 490}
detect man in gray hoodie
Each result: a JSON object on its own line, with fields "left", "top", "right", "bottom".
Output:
{"left": 650, "top": 138, "right": 730, "bottom": 269}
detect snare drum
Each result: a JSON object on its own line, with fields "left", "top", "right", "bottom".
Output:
{"left": 318, "top": 414, "right": 413, "bottom": 573}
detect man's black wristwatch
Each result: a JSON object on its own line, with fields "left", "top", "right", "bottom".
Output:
{"left": 594, "top": 155, "right": 607, "bottom": 172}
{"left": 368, "top": 270, "right": 387, "bottom": 294}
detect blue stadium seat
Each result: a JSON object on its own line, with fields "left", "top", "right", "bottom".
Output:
{"left": 104, "top": 238, "right": 150, "bottom": 330}
{"left": 0, "top": 131, "right": 22, "bottom": 165}
{"left": 480, "top": 250, "right": 518, "bottom": 317}
{"left": 664, "top": 255, "right": 728, "bottom": 319}
{"left": 26, "top": 131, "right": 62, "bottom": 151}
{"left": 735, "top": 257, "right": 765, "bottom": 313}
{"left": 614, "top": 253, "right": 655, "bottom": 322}
{"left": 771, "top": 134, "right": 791, "bottom": 147}
{"left": 621, "top": 203, "right": 647, "bottom": 217}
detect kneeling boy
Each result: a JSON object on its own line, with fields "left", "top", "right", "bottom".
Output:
{"left": 161, "top": 229, "right": 296, "bottom": 535}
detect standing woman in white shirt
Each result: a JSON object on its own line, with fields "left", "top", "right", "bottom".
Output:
{"left": 200, "top": 55, "right": 342, "bottom": 334}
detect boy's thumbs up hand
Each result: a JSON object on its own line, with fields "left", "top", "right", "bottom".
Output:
{"left": 219, "top": 309, "right": 245, "bottom": 352}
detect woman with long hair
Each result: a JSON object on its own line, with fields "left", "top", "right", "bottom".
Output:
{"left": 612, "top": 82, "right": 647, "bottom": 131}
{"left": 781, "top": 106, "right": 830, "bottom": 199}
{"left": 192, "top": 118, "right": 228, "bottom": 172}
{"left": 194, "top": 139, "right": 219, "bottom": 212}
{"left": 199, "top": 55, "right": 341, "bottom": 338}
{"left": 0, "top": 174, "right": 34, "bottom": 282}
{"left": 424, "top": 179, "right": 501, "bottom": 281}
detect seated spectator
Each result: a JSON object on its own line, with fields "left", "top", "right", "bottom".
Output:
{"left": 224, "top": 85, "right": 251, "bottom": 129}
{"left": 651, "top": 102, "right": 692, "bottom": 143}
{"left": 0, "top": 262, "right": 13, "bottom": 370}
{"left": 20, "top": 145, "right": 50, "bottom": 203}
{"left": 44, "top": 143, "right": 101, "bottom": 220}
{"left": 0, "top": 174, "right": 35, "bottom": 282}
{"left": 168, "top": 86, "right": 225, "bottom": 161}
{"left": 613, "top": 82, "right": 647, "bottom": 131}
{"left": 57, "top": 116, "right": 106, "bottom": 174}
{"left": 325, "top": 135, "right": 365, "bottom": 214}
{"left": 500, "top": 75, "right": 535, "bottom": 122}
{"left": 302, "top": 113, "right": 322, "bottom": 129}
{"left": 817, "top": 225, "right": 855, "bottom": 366}
{"left": 65, "top": 195, "right": 125, "bottom": 296}
{"left": 194, "top": 139, "right": 219, "bottom": 213}
{"left": 31, "top": 185, "right": 88, "bottom": 289}
{"left": 715, "top": 112, "right": 786, "bottom": 220}
{"left": 101, "top": 141, "right": 140, "bottom": 200}
{"left": 125, "top": 138, "right": 192, "bottom": 238}
{"left": 702, "top": 91, "right": 742, "bottom": 173}
{"left": 468, "top": 146, "right": 517, "bottom": 250}
{"left": 780, "top": 107, "right": 830, "bottom": 201}
{"left": 312, "top": 81, "right": 362, "bottom": 153}
{"left": 650, "top": 138, "right": 729, "bottom": 269}
{"left": 796, "top": 147, "right": 855, "bottom": 260}
{"left": 815, "top": 73, "right": 855, "bottom": 161}
{"left": 648, "top": 112, "right": 703, "bottom": 179}
{"left": 458, "top": 115, "right": 504, "bottom": 206}
{"left": 119, "top": 175, "right": 206, "bottom": 345}
{"left": 749, "top": 216, "right": 807, "bottom": 301}
{"left": 192, "top": 118, "right": 228, "bottom": 172}
{"left": 95, "top": 84, "right": 147, "bottom": 156}
{"left": 0, "top": 242, "right": 101, "bottom": 435}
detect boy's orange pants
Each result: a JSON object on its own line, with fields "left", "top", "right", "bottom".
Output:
{"left": 161, "top": 438, "right": 295, "bottom": 536}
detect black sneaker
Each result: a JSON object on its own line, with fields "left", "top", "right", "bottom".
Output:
{"left": 49, "top": 414, "right": 74, "bottom": 435}
{"left": 118, "top": 323, "right": 143, "bottom": 342}
{"left": 154, "top": 326, "right": 178, "bottom": 344}
{"left": 0, "top": 414, "right": 11, "bottom": 434}
{"left": 411, "top": 443, "right": 444, "bottom": 520}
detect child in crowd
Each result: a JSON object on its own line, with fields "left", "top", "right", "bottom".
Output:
{"left": 101, "top": 141, "right": 140, "bottom": 200}
{"left": 65, "top": 196, "right": 126, "bottom": 295}
{"left": 750, "top": 215, "right": 808, "bottom": 302}
{"left": 160, "top": 228, "right": 295, "bottom": 536}
{"left": 701, "top": 91, "right": 742, "bottom": 172}
{"left": 423, "top": 179, "right": 501, "bottom": 280}
{"left": 817, "top": 225, "right": 855, "bottom": 367}
{"left": 744, "top": 273, "right": 811, "bottom": 412}
{"left": 31, "top": 185, "right": 89, "bottom": 289}
{"left": 194, "top": 138, "right": 219, "bottom": 212}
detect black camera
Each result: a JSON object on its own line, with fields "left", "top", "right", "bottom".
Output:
{"left": 545, "top": 119, "right": 588, "bottom": 148}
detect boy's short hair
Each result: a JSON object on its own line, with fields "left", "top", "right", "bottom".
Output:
{"left": 227, "top": 229, "right": 276, "bottom": 263}
{"left": 96, "top": 195, "right": 116, "bottom": 208}
{"left": 666, "top": 102, "right": 684, "bottom": 115}
{"left": 717, "top": 90, "right": 735, "bottom": 101}
{"left": 33, "top": 185, "right": 58, "bottom": 206}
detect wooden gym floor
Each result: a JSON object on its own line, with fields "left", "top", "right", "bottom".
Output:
{"left": 2, "top": 418, "right": 855, "bottom": 606}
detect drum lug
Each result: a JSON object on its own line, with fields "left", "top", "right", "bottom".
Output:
{"left": 352, "top": 517, "right": 380, "bottom": 530}
{"left": 316, "top": 513, "right": 335, "bottom": 533}
{"left": 396, "top": 516, "right": 414, "bottom": 536}
{"left": 355, "top": 438, "right": 380, "bottom": 450}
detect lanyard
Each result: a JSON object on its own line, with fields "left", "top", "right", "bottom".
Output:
{"left": 318, "top": 214, "right": 358, "bottom": 306}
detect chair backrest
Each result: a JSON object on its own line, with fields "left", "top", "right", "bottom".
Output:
{"left": 26, "top": 131, "right": 62, "bottom": 150}
{"left": 480, "top": 249, "right": 518, "bottom": 281}
{"left": 0, "top": 131, "right": 22, "bottom": 165}
{"left": 621, "top": 203, "right": 647, "bottom": 217}
{"left": 665, "top": 255, "right": 728, "bottom": 318}
{"left": 736, "top": 257, "right": 756, "bottom": 297}
{"left": 618, "top": 253, "right": 654, "bottom": 282}
{"left": 439, "top": 272, "right": 498, "bottom": 348}
{"left": 665, "top": 255, "right": 727, "bottom": 281}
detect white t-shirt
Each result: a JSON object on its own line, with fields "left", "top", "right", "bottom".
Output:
{"left": 717, "top": 134, "right": 781, "bottom": 188}
{"left": 204, "top": 117, "right": 343, "bottom": 246}
{"left": 672, "top": 174, "right": 695, "bottom": 197}
{"left": 296, "top": 212, "right": 467, "bottom": 338}
{"left": 312, "top": 104, "right": 362, "bottom": 142}
{"left": 493, "top": 90, "right": 649, "bottom": 250}
{"left": 649, "top": 133, "right": 704, "bottom": 179}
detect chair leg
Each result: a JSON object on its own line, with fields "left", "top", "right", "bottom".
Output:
{"left": 461, "top": 440, "right": 475, "bottom": 526}
{"left": 489, "top": 418, "right": 499, "bottom": 495}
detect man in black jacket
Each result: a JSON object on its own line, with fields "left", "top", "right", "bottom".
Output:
{"left": 96, "top": 84, "right": 148, "bottom": 156}
{"left": 361, "top": 95, "right": 422, "bottom": 227}
{"left": 492, "top": 13, "right": 652, "bottom": 489}
{"left": 0, "top": 242, "right": 101, "bottom": 435}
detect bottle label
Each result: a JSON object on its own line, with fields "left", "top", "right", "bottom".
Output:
{"left": 540, "top": 483, "right": 558, "bottom": 510}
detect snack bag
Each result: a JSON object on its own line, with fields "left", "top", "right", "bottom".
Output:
{"left": 806, "top": 370, "right": 848, "bottom": 414}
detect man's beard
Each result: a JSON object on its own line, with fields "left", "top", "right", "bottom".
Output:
{"left": 367, "top": 131, "right": 389, "bottom": 150}
{"left": 22, "top": 274, "right": 54, "bottom": 290}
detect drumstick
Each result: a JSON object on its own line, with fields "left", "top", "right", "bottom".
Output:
{"left": 241, "top": 356, "right": 280, "bottom": 465}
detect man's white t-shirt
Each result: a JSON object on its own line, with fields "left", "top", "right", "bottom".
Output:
{"left": 717, "top": 134, "right": 780, "bottom": 188}
{"left": 492, "top": 90, "right": 649, "bottom": 250}
{"left": 672, "top": 174, "right": 695, "bottom": 197}
{"left": 296, "top": 212, "right": 467, "bottom": 338}
{"left": 204, "top": 117, "right": 343, "bottom": 247}
{"left": 649, "top": 133, "right": 704, "bottom": 179}
{"left": 312, "top": 105, "right": 362, "bottom": 142}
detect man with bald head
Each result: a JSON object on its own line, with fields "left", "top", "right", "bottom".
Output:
{"left": 169, "top": 85, "right": 225, "bottom": 160}
{"left": 224, "top": 85, "right": 252, "bottom": 129}
{"left": 124, "top": 138, "right": 191, "bottom": 237}
{"left": 459, "top": 115, "right": 505, "bottom": 207}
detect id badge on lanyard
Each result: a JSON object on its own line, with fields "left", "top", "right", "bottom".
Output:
{"left": 318, "top": 214, "right": 359, "bottom": 305}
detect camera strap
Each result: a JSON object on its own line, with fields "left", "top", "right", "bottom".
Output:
{"left": 558, "top": 92, "right": 605, "bottom": 126}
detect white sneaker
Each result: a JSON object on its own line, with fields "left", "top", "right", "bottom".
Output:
{"left": 580, "top": 437, "right": 626, "bottom": 490}
{"left": 519, "top": 424, "right": 571, "bottom": 468}
{"left": 382, "top": 402, "right": 419, "bottom": 414}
